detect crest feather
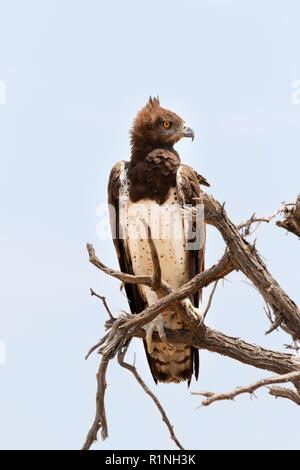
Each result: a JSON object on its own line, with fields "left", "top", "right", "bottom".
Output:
{"left": 148, "top": 95, "right": 160, "bottom": 107}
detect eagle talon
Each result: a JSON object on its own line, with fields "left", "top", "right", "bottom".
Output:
{"left": 143, "top": 315, "right": 173, "bottom": 354}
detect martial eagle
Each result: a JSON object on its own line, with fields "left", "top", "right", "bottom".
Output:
{"left": 108, "top": 97, "right": 209, "bottom": 384}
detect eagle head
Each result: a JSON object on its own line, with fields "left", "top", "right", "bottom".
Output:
{"left": 130, "top": 97, "right": 194, "bottom": 160}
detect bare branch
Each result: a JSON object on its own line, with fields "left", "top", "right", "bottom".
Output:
{"left": 141, "top": 218, "right": 162, "bottom": 292}
{"left": 268, "top": 385, "right": 300, "bottom": 406}
{"left": 264, "top": 314, "right": 283, "bottom": 335}
{"left": 198, "top": 193, "right": 300, "bottom": 340}
{"left": 90, "top": 243, "right": 232, "bottom": 326}
{"left": 87, "top": 241, "right": 300, "bottom": 376}
{"left": 118, "top": 343, "right": 184, "bottom": 450}
{"left": 90, "top": 288, "right": 115, "bottom": 321}
{"left": 85, "top": 332, "right": 110, "bottom": 360}
{"left": 192, "top": 371, "right": 300, "bottom": 406}
{"left": 237, "top": 202, "right": 296, "bottom": 236}
{"left": 284, "top": 343, "right": 300, "bottom": 352}
{"left": 82, "top": 355, "right": 110, "bottom": 450}
{"left": 203, "top": 280, "right": 218, "bottom": 321}
{"left": 87, "top": 243, "right": 152, "bottom": 286}
{"left": 276, "top": 193, "right": 300, "bottom": 238}
{"left": 131, "top": 323, "right": 300, "bottom": 376}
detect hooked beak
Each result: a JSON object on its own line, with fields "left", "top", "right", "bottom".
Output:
{"left": 181, "top": 123, "right": 195, "bottom": 141}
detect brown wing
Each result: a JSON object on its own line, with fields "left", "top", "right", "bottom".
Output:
{"left": 108, "top": 161, "right": 146, "bottom": 315}
{"left": 177, "top": 164, "right": 208, "bottom": 306}
{"left": 176, "top": 164, "right": 209, "bottom": 381}
{"left": 195, "top": 172, "right": 210, "bottom": 188}
{"left": 108, "top": 161, "right": 158, "bottom": 382}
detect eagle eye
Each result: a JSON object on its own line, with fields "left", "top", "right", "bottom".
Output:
{"left": 163, "top": 121, "right": 172, "bottom": 129}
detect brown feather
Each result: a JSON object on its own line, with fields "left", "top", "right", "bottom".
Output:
{"left": 130, "top": 96, "right": 185, "bottom": 163}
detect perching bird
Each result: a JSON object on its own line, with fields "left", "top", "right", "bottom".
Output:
{"left": 108, "top": 97, "right": 209, "bottom": 384}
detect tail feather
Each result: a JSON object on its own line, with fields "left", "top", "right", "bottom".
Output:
{"left": 144, "top": 340, "right": 197, "bottom": 384}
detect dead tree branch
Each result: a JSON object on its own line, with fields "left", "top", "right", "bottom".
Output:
{"left": 90, "top": 288, "right": 115, "bottom": 321}
{"left": 87, "top": 242, "right": 234, "bottom": 358}
{"left": 203, "top": 281, "right": 218, "bottom": 321}
{"left": 198, "top": 194, "right": 300, "bottom": 340}
{"left": 118, "top": 342, "right": 184, "bottom": 450}
{"left": 276, "top": 193, "right": 300, "bottom": 238}
{"left": 268, "top": 385, "right": 300, "bottom": 406}
{"left": 82, "top": 354, "right": 110, "bottom": 450}
{"left": 237, "top": 202, "right": 296, "bottom": 236}
{"left": 192, "top": 371, "right": 300, "bottom": 406}
{"left": 85, "top": 332, "right": 110, "bottom": 361}
{"left": 87, "top": 241, "right": 300, "bottom": 372}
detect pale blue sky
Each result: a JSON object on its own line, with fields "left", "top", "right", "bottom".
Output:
{"left": 0, "top": 0, "right": 300, "bottom": 450}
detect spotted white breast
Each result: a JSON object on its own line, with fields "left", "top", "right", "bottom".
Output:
{"left": 118, "top": 162, "right": 188, "bottom": 321}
